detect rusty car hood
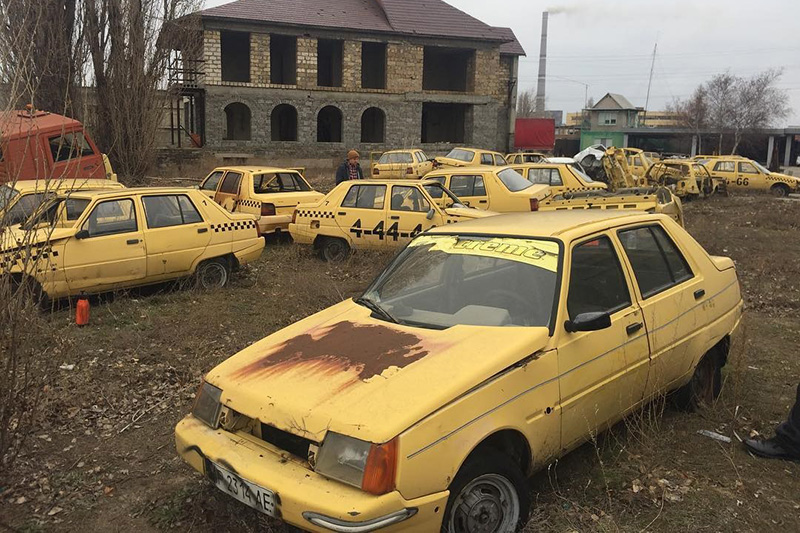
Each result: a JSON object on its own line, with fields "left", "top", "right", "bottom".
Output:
{"left": 206, "top": 299, "right": 550, "bottom": 444}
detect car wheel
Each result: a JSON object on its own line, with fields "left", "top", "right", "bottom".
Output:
{"left": 672, "top": 352, "right": 722, "bottom": 412}
{"left": 318, "top": 237, "right": 351, "bottom": 262}
{"left": 441, "top": 451, "right": 530, "bottom": 533}
{"left": 770, "top": 184, "right": 789, "bottom": 198}
{"left": 195, "top": 258, "right": 230, "bottom": 289}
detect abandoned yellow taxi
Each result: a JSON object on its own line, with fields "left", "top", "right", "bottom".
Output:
{"left": 176, "top": 209, "right": 742, "bottom": 532}
{"left": 288, "top": 179, "right": 492, "bottom": 260}
{"left": 435, "top": 147, "right": 508, "bottom": 168}
{"left": 2, "top": 187, "right": 263, "bottom": 300}
{"left": 0, "top": 178, "right": 125, "bottom": 227}
{"left": 620, "top": 147, "right": 655, "bottom": 178}
{"left": 645, "top": 159, "right": 724, "bottom": 198}
{"left": 199, "top": 166, "right": 324, "bottom": 237}
{"left": 508, "top": 162, "right": 607, "bottom": 196}
{"left": 700, "top": 156, "right": 799, "bottom": 197}
{"left": 423, "top": 166, "right": 551, "bottom": 212}
{"left": 370, "top": 149, "right": 434, "bottom": 179}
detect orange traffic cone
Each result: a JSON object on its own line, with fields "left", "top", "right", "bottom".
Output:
{"left": 76, "top": 297, "right": 90, "bottom": 326}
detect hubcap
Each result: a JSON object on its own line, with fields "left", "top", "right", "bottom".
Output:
{"left": 450, "top": 474, "right": 519, "bottom": 533}
{"left": 200, "top": 263, "right": 226, "bottom": 289}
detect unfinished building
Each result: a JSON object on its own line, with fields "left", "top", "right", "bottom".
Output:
{"left": 167, "top": 0, "right": 524, "bottom": 161}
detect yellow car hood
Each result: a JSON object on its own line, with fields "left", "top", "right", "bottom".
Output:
{"left": 444, "top": 207, "right": 496, "bottom": 219}
{"left": 0, "top": 226, "right": 73, "bottom": 252}
{"left": 206, "top": 299, "right": 550, "bottom": 443}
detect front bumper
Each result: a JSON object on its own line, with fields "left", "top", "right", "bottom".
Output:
{"left": 175, "top": 415, "right": 447, "bottom": 532}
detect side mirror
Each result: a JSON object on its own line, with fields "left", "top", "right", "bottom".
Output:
{"left": 426, "top": 208, "right": 436, "bottom": 220}
{"left": 564, "top": 312, "right": 611, "bottom": 333}
{"left": 75, "top": 229, "right": 90, "bottom": 240}
{"left": 463, "top": 201, "right": 471, "bottom": 207}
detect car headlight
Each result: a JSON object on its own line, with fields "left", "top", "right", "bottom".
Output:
{"left": 192, "top": 380, "right": 222, "bottom": 429}
{"left": 315, "top": 432, "right": 398, "bottom": 495}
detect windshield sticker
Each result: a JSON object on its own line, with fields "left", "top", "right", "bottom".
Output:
{"left": 410, "top": 235, "right": 559, "bottom": 271}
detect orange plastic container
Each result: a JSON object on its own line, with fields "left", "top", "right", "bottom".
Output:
{"left": 76, "top": 298, "right": 90, "bottom": 326}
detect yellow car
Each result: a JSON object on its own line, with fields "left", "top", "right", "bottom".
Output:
{"left": 424, "top": 166, "right": 551, "bottom": 212}
{"left": 506, "top": 152, "right": 546, "bottom": 164}
{"left": 289, "top": 179, "right": 492, "bottom": 260}
{"left": 620, "top": 148, "right": 655, "bottom": 178}
{"left": 435, "top": 147, "right": 508, "bottom": 168}
{"left": 645, "top": 159, "right": 724, "bottom": 199}
{"left": 0, "top": 178, "right": 125, "bottom": 227}
{"left": 176, "top": 209, "right": 742, "bottom": 532}
{"left": 2, "top": 188, "right": 263, "bottom": 300}
{"left": 508, "top": 162, "right": 607, "bottom": 196}
{"left": 701, "top": 157, "right": 800, "bottom": 197}
{"left": 199, "top": 166, "right": 324, "bottom": 237}
{"left": 371, "top": 149, "right": 434, "bottom": 179}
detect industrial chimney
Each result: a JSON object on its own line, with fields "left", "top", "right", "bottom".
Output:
{"left": 535, "top": 11, "right": 548, "bottom": 115}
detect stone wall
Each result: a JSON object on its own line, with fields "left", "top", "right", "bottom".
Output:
{"left": 203, "top": 30, "right": 221, "bottom": 85}
{"left": 343, "top": 40, "right": 361, "bottom": 90}
{"left": 386, "top": 42, "right": 423, "bottom": 93}
{"left": 296, "top": 37, "right": 317, "bottom": 89}
{"left": 250, "top": 33, "right": 270, "bottom": 85}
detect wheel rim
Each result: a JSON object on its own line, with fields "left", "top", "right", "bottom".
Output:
{"left": 773, "top": 186, "right": 787, "bottom": 197}
{"left": 449, "top": 474, "right": 520, "bottom": 533}
{"left": 324, "top": 241, "right": 347, "bottom": 261}
{"left": 199, "top": 262, "right": 227, "bottom": 289}
{"left": 692, "top": 358, "right": 715, "bottom": 405}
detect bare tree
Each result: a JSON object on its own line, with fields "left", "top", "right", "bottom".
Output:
{"left": 668, "top": 86, "right": 708, "bottom": 153}
{"left": 516, "top": 89, "right": 536, "bottom": 118}
{"left": 728, "top": 68, "right": 789, "bottom": 154}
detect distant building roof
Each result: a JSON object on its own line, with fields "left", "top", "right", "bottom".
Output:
{"left": 593, "top": 93, "right": 638, "bottom": 110}
{"left": 199, "top": 0, "right": 518, "bottom": 46}
{"left": 492, "top": 27, "right": 526, "bottom": 56}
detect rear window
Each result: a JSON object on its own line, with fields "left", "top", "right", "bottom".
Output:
{"left": 445, "top": 149, "right": 475, "bottom": 163}
{"left": 497, "top": 168, "right": 532, "bottom": 192}
{"left": 254, "top": 173, "right": 310, "bottom": 193}
{"left": 379, "top": 152, "right": 413, "bottom": 164}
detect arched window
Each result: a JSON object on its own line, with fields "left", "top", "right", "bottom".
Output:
{"left": 317, "top": 105, "right": 342, "bottom": 142}
{"left": 271, "top": 104, "right": 298, "bottom": 141}
{"left": 360, "top": 107, "right": 385, "bottom": 143}
{"left": 224, "top": 102, "right": 251, "bottom": 140}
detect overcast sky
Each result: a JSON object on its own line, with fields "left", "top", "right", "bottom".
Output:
{"left": 204, "top": 0, "right": 800, "bottom": 126}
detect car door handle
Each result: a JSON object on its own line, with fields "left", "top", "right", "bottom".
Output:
{"left": 338, "top": 211, "right": 346, "bottom": 216}
{"left": 694, "top": 289, "right": 706, "bottom": 300}
{"left": 479, "top": 200, "right": 488, "bottom": 204}
{"left": 126, "top": 239, "right": 140, "bottom": 245}
{"left": 390, "top": 215, "right": 400, "bottom": 220}
{"left": 197, "top": 227, "right": 208, "bottom": 233}
{"left": 626, "top": 322, "right": 643, "bottom": 335}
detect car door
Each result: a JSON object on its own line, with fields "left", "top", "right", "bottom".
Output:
{"left": 447, "top": 174, "right": 489, "bottom": 209}
{"left": 214, "top": 171, "right": 243, "bottom": 211}
{"left": 736, "top": 161, "right": 764, "bottom": 190}
{"left": 47, "top": 131, "right": 104, "bottom": 180}
{"left": 386, "top": 184, "right": 435, "bottom": 246}
{"left": 616, "top": 224, "right": 703, "bottom": 398}
{"left": 141, "top": 194, "right": 212, "bottom": 276}
{"left": 63, "top": 197, "right": 147, "bottom": 292}
{"left": 336, "top": 183, "right": 388, "bottom": 249}
{"left": 558, "top": 234, "right": 650, "bottom": 450}
{"left": 710, "top": 160, "right": 736, "bottom": 189}
{"left": 415, "top": 151, "right": 433, "bottom": 177}
{"left": 199, "top": 170, "right": 225, "bottom": 199}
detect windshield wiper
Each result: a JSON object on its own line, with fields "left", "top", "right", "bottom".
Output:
{"left": 355, "top": 296, "right": 399, "bottom": 324}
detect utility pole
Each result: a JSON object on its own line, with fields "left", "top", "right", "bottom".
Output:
{"left": 643, "top": 40, "right": 657, "bottom": 127}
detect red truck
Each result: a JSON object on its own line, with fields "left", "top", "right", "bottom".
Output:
{"left": 514, "top": 118, "right": 555, "bottom": 152}
{"left": 0, "top": 107, "right": 117, "bottom": 183}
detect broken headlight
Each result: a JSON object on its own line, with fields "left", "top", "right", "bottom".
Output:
{"left": 314, "top": 432, "right": 371, "bottom": 489}
{"left": 192, "top": 380, "right": 222, "bottom": 429}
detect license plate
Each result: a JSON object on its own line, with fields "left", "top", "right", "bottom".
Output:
{"left": 207, "top": 461, "right": 276, "bottom": 517}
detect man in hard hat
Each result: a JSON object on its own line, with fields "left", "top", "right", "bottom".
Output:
{"left": 335, "top": 149, "right": 364, "bottom": 185}
{"left": 743, "top": 383, "right": 800, "bottom": 461}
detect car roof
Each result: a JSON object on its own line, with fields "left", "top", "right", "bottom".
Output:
{"left": 212, "top": 166, "right": 301, "bottom": 174}
{"left": 4, "top": 179, "right": 122, "bottom": 193}
{"left": 509, "top": 162, "right": 568, "bottom": 169}
{"left": 348, "top": 179, "right": 428, "bottom": 185}
{"left": 59, "top": 187, "right": 198, "bottom": 200}
{"left": 449, "top": 147, "right": 503, "bottom": 155}
{"left": 427, "top": 210, "right": 653, "bottom": 240}
{"left": 381, "top": 149, "right": 422, "bottom": 154}
{"left": 426, "top": 164, "right": 499, "bottom": 174}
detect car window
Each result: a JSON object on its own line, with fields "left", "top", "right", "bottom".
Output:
{"left": 390, "top": 186, "right": 430, "bottom": 212}
{"left": 714, "top": 161, "right": 735, "bottom": 172}
{"left": 254, "top": 173, "right": 310, "bottom": 193}
{"left": 523, "top": 154, "right": 542, "bottom": 163}
{"left": 0, "top": 186, "right": 18, "bottom": 210}
{"left": 65, "top": 198, "right": 91, "bottom": 221}
{"left": 693, "top": 164, "right": 710, "bottom": 177}
{"left": 494, "top": 154, "right": 507, "bottom": 165}
{"left": 218, "top": 172, "right": 242, "bottom": 194}
{"left": 413, "top": 152, "right": 423, "bottom": 163}
{"left": 497, "top": 168, "right": 533, "bottom": 192}
{"left": 49, "top": 132, "right": 95, "bottom": 162}
{"left": 449, "top": 175, "right": 486, "bottom": 197}
{"left": 83, "top": 198, "right": 137, "bottom": 237}
{"left": 480, "top": 153, "right": 493, "bottom": 165}
{"left": 341, "top": 184, "right": 386, "bottom": 209}
{"left": 143, "top": 195, "right": 204, "bottom": 228}
{"left": 5, "top": 193, "right": 46, "bottom": 225}
{"left": 201, "top": 171, "right": 224, "bottom": 191}
{"left": 423, "top": 184, "right": 444, "bottom": 198}
{"left": 633, "top": 156, "right": 642, "bottom": 166}
{"left": 391, "top": 153, "right": 413, "bottom": 164}
{"left": 567, "top": 236, "right": 631, "bottom": 320}
{"left": 528, "top": 168, "right": 561, "bottom": 186}
{"left": 738, "top": 162, "right": 758, "bottom": 174}
{"left": 445, "top": 148, "right": 475, "bottom": 163}
{"left": 377, "top": 153, "right": 391, "bottom": 164}
{"left": 418, "top": 150, "right": 430, "bottom": 161}
{"left": 618, "top": 225, "right": 693, "bottom": 298}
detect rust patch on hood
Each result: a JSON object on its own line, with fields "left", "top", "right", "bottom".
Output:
{"left": 231, "top": 321, "right": 429, "bottom": 381}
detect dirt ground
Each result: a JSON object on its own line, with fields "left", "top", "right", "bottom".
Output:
{"left": 2, "top": 194, "right": 800, "bottom": 532}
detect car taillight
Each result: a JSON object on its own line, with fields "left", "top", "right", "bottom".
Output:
{"left": 361, "top": 438, "right": 398, "bottom": 495}
{"left": 373, "top": 167, "right": 380, "bottom": 175}
{"left": 406, "top": 167, "right": 413, "bottom": 174}
{"left": 530, "top": 198, "right": 539, "bottom": 211}
{"left": 261, "top": 203, "right": 276, "bottom": 216}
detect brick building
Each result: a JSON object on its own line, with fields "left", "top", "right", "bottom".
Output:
{"left": 168, "top": 0, "right": 524, "bottom": 161}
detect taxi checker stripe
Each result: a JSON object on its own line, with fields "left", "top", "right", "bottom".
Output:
{"left": 406, "top": 277, "right": 741, "bottom": 460}
{"left": 210, "top": 221, "right": 257, "bottom": 232}
{"left": 297, "top": 210, "right": 334, "bottom": 219}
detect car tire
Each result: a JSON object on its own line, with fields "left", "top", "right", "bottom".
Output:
{"left": 672, "top": 351, "right": 722, "bottom": 412}
{"left": 441, "top": 451, "right": 530, "bottom": 533}
{"left": 770, "top": 184, "right": 789, "bottom": 198}
{"left": 195, "top": 258, "right": 230, "bottom": 289}
{"left": 318, "top": 237, "right": 351, "bottom": 262}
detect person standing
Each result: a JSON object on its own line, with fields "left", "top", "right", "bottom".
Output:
{"left": 743, "top": 383, "right": 800, "bottom": 460}
{"left": 335, "top": 149, "right": 363, "bottom": 185}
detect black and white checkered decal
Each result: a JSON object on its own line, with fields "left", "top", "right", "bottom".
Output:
{"left": 210, "top": 220, "right": 258, "bottom": 233}
{"left": 296, "top": 210, "right": 335, "bottom": 219}
{"left": 235, "top": 199, "right": 262, "bottom": 209}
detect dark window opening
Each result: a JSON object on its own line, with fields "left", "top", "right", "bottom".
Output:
{"left": 421, "top": 103, "right": 469, "bottom": 143}
{"left": 270, "top": 34, "right": 297, "bottom": 85}
{"left": 422, "top": 46, "right": 473, "bottom": 92}
{"left": 221, "top": 31, "right": 251, "bottom": 83}
{"left": 224, "top": 102, "right": 251, "bottom": 140}
{"left": 361, "top": 107, "right": 385, "bottom": 143}
{"left": 618, "top": 225, "right": 693, "bottom": 299}
{"left": 567, "top": 236, "right": 631, "bottom": 319}
{"left": 271, "top": 104, "right": 298, "bottom": 141}
{"left": 361, "top": 41, "right": 387, "bottom": 89}
{"left": 317, "top": 39, "right": 343, "bottom": 87}
{"left": 317, "top": 105, "right": 342, "bottom": 142}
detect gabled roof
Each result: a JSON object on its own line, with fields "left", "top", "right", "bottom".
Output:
{"left": 593, "top": 93, "right": 638, "bottom": 110}
{"left": 493, "top": 27, "right": 526, "bottom": 56}
{"left": 198, "top": 0, "right": 516, "bottom": 46}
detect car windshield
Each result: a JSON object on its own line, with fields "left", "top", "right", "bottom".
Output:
{"left": 3, "top": 192, "right": 47, "bottom": 226}
{"left": 444, "top": 149, "right": 475, "bottom": 162}
{"left": 361, "top": 235, "right": 560, "bottom": 328}
{"left": 497, "top": 168, "right": 533, "bottom": 192}
{"left": 423, "top": 182, "right": 465, "bottom": 207}
{"left": 0, "top": 186, "right": 19, "bottom": 211}
{"left": 22, "top": 196, "right": 91, "bottom": 230}
{"left": 751, "top": 160, "right": 770, "bottom": 174}
{"left": 569, "top": 165, "right": 595, "bottom": 183}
